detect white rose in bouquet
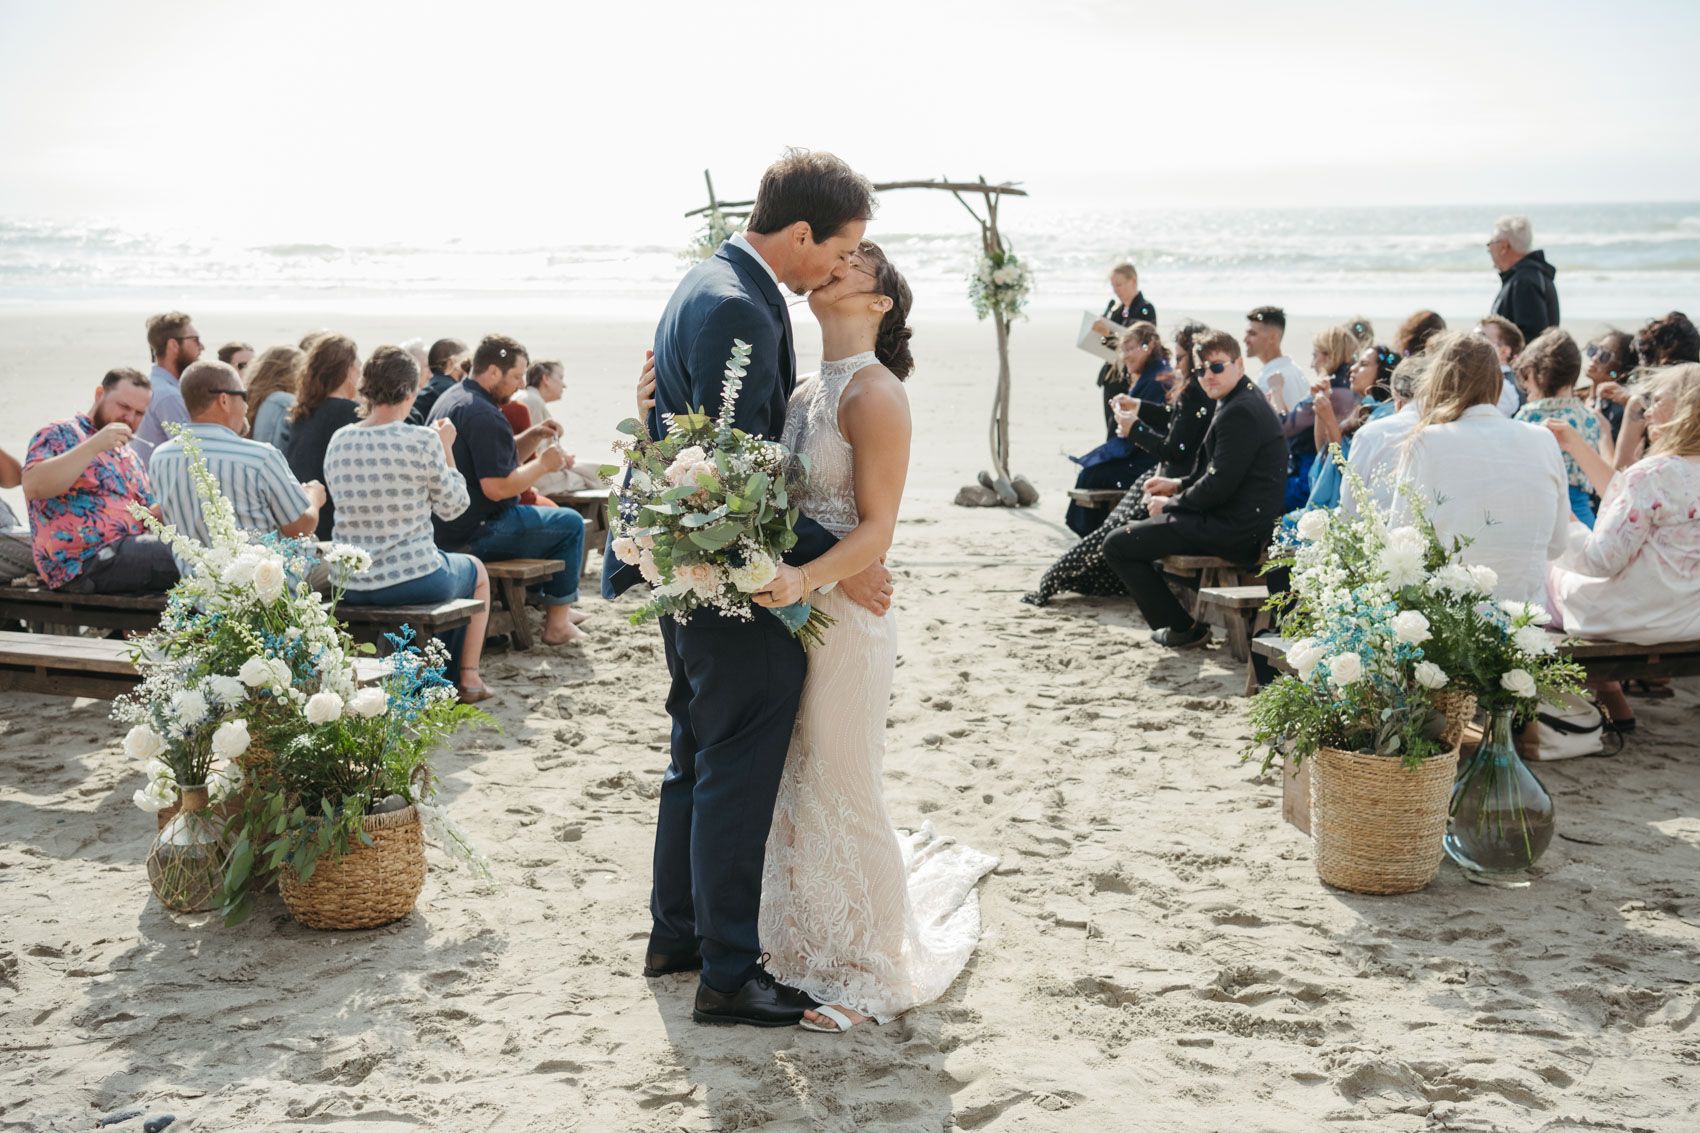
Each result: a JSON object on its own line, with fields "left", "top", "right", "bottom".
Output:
{"left": 124, "top": 723, "right": 167, "bottom": 762}
{"left": 222, "top": 551, "right": 261, "bottom": 588}
{"left": 1415, "top": 661, "right": 1449, "bottom": 689}
{"left": 729, "top": 552, "right": 779, "bottom": 594}
{"left": 1288, "top": 638, "right": 1325, "bottom": 682}
{"left": 211, "top": 718, "right": 251, "bottom": 761}
{"left": 1326, "top": 652, "right": 1364, "bottom": 688}
{"left": 350, "top": 686, "right": 389, "bottom": 719}
{"left": 1296, "top": 509, "right": 1330, "bottom": 542}
{"left": 304, "top": 691, "right": 344, "bottom": 724}
{"left": 637, "top": 548, "right": 662, "bottom": 586}
{"left": 1391, "top": 610, "right": 1432, "bottom": 645}
{"left": 133, "top": 778, "right": 178, "bottom": 813}
{"left": 611, "top": 536, "right": 642, "bottom": 566}
{"left": 1500, "top": 668, "right": 1537, "bottom": 698}
{"left": 253, "top": 557, "right": 287, "bottom": 603}
{"left": 172, "top": 689, "right": 209, "bottom": 729}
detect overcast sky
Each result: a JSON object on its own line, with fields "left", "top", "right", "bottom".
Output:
{"left": 3, "top": 0, "right": 1696, "bottom": 246}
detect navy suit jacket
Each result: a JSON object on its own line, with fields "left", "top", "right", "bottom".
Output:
{"left": 602, "top": 242, "right": 839, "bottom": 598}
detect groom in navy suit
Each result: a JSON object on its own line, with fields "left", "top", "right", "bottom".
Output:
{"left": 604, "top": 151, "right": 894, "bottom": 1026}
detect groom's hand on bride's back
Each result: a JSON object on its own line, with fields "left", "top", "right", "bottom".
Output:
{"left": 840, "top": 559, "right": 894, "bottom": 617}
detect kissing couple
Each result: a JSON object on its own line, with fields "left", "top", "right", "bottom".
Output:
{"left": 604, "top": 150, "right": 996, "bottom": 1033}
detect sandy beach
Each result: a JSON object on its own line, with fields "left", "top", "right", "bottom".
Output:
{"left": 2, "top": 308, "right": 1695, "bottom": 1132}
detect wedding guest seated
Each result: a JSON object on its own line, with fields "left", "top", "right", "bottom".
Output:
{"left": 324, "top": 346, "right": 493, "bottom": 702}
{"left": 1065, "top": 322, "right": 1173, "bottom": 536}
{"left": 1101, "top": 330, "right": 1286, "bottom": 647}
{"left": 1244, "top": 306, "right": 1309, "bottom": 413}
{"left": 1633, "top": 310, "right": 1700, "bottom": 368}
{"left": 1025, "top": 322, "right": 1215, "bottom": 606}
{"left": 1279, "top": 324, "right": 1359, "bottom": 509}
{"left": 1547, "top": 363, "right": 1700, "bottom": 731}
{"left": 517, "top": 359, "right": 601, "bottom": 495}
{"left": 1306, "top": 343, "right": 1400, "bottom": 509}
{"left": 1342, "top": 353, "right": 1431, "bottom": 514}
{"left": 0, "top": 446, "right": 29, "bottom": 580}
{"left": 151, "top": 360, "right": 325, "bottom": 574}
{"left": 1513, "top": 329, "right": 1609, "bottom": 526}
{"left": 1394, "top": 309, "right": 1447, "bottom": 358}
{"left": 401, "top": 338, "right": 431, "bottom": 391}
{"left": 1475, "top": 314, "right": 1525, "bottom": 415}
{"left": 286, "top": 333, "right": 362, "bottom": 540}
{"left": 135, "top": 310, "right": 202, "bottom": 468}
{"left": 429, "top": 333, "right": 588, "bottom": 644}
{"left": 217, "top": 341, "right": 255, "bottom": 375}
{"left": 408, "top": 337, "right": 467, "bottom": 425}
{"left": 1345, "top": 316, "right": 1375, "bottom": 350}
{"left": 1391, "top": 332, "right": 1569, "bottom": 607}
{"left": 243, "top": 345, "right": 306, "bottom": 451}
{"left": 22, "top": 367, "right": 178, "bottom": 593}
{"left": 1583, "top": 328, "right": 1637, "bottom": 440}
{"left": 1089, "top": 263, "right": 1158, "bottom": 434}
{"left": 496, "top": 388, "right": 555, "bottom": 508}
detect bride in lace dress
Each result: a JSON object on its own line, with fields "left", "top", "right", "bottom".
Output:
{"left": 751, "top": 242, "right": 997, "bottom": 1033}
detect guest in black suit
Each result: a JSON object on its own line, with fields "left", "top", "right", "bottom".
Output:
{"left": 604, "top": 151, "right": 894, "bottom": 1029}
{"left": 1102, "top": 329, "right": 1287, "bottom": 648}
{"left": 1091, "top": 263, "right": 1158, "bottom": 435}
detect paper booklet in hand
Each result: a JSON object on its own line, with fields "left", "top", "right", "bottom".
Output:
{"left": 1076, "top": 310, "right": 1120, "bottom": 363}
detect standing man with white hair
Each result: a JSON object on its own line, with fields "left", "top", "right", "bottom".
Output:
{"left": 1487, "top": 215, "right": 1560, "bottom": 345}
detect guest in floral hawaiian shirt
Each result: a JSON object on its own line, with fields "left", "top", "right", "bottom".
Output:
{"left": 21, "top": 367, "right": 179, "bottom": 593}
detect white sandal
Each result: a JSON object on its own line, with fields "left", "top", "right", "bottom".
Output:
{"left": 798, "top": 1005, "right": 863, "bottom": 1034}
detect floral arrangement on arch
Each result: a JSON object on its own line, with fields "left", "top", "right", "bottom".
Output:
{"left": 683, "top": 206, "right": 746, "bottom": 263}
{"left": 968, "top": 243, "right": 1032, "bottom": 321}
{"left": 603, "top": 339, "right": 833, "bottom": 647}
{"left": 113, "top": 430, "right": 491, "bottom": 922}
{"left": 1250, "top": 458, "right": 1584, "bottom": 768}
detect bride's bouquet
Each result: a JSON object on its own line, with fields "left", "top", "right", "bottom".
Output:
{"left": 603, "top": 339, "right": 834, "bottom": 648}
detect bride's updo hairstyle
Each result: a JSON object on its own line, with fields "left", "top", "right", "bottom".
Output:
{"left": 856, "top": 240, "right": 914, "bottom": 381}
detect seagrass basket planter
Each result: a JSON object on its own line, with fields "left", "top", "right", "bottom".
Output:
{"left": 277, "top": 803, "right": 427, "bottom": 930}
{"left": 1432, "top": 691, "right": 1478, "bottom": 750}
{"left": 1309, "top": 743, "right": 1460, "bottom": 895}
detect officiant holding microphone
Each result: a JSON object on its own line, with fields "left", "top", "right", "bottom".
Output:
{"left": 1092, "top": 263, "right": 1158, "bottom": 437}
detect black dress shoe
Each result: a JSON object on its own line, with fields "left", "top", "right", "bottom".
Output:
{"left": 1152, "top": 622, "right": 1211, "bottom": 649}
{"left": 642, "top": 947, "right": 703, "bottom": 978}
{"left": 692, "top": 968, "right": 814, "bottom": 1027}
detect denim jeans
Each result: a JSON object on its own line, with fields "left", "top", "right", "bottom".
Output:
{"left": 464, "top": 505, "right": 584, "bottom": 605}
{"left": 1567, "top": 484, "right": 1597, "bottom": 529}
{"left": 342, "top": 552, "right": 480, "bottom": 679}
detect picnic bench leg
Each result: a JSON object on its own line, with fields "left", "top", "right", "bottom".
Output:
{"left": 1225, "top": 608, "right": 1253, "bottom": 665}
{"left": 495, "top": 575, "right": 534, "bottom": 650}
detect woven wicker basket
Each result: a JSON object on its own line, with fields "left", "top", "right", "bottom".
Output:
{"left": 278, "top": 804, "right": 426, "bottom": 930}
{"left": 1310, "top": 744, "right": 1459, "bottom": 894}
{"left": 1431, "top": 691, "right": 1479, "bottom": 749}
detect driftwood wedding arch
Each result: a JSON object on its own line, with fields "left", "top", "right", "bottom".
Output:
{"left": 687, "top": 172, "right": 1035, "bottom": 508}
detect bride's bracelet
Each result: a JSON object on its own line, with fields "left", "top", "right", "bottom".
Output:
{"left": 800, "top": 566, "right": 814, "bottom": 595}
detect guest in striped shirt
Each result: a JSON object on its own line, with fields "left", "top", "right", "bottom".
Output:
{"left": 150, "top": 360, "right": 326, "bottom": 575}
{"left": 325, "top": 346, "right": 494, "bottom": 702}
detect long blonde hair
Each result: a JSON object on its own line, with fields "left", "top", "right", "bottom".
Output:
{"left": 1411, "top": 331, "right": 1503, "bottom": 433}
{"left": 243, "top": 346, "right": 306, "bottom": 433}
{"left": 1646, "top": 362, "right": 1700, "bottom": 458}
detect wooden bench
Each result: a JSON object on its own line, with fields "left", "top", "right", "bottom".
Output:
{"left": 1196, "top": 584, "right": 1273, "bottom": 670}
{"left": 0, "top": 630, "right": 392, "bottom": 700}
{"left": 483, "top": 558, "right": 566, "bottom": 651}
{"left": 548, "top": 488, "right": 612, "bottom": 576}
{"left": 1065, "top": 488, "right": 1126, "bottom": 511}
{"left": 1159, "top": 555, "right": 1260, "bottom": 618}
{"left": 0, "top": 587, "right": 483, "bottom": 650}
{"left": 1251, "top": 632, "right": 1700, "bottom": 686}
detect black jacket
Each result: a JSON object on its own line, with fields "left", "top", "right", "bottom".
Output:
{"left": 1491, "top": 250, "right": 1560, "bottom": 345}
{"left": 1169, "top": 377, "right": 1287, "bottom": 550}
{"left": 1129, "top": 378, "right": 1214, "bottom": 480}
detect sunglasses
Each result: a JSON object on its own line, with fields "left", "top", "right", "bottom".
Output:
{"left": 214, "top": 388, "right": 250, "bottom": 399}
{"left": 174, "top": 334, "right": 202, "bottom": 344}
{"left": 1205, "top": 361, "right": 1231, "bottom": 374}
{"left": 1584, "top": 344, "right": 1614, "bottom": 363}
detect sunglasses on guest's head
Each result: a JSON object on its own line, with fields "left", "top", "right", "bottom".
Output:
{"left": 1205, "top": 360, "right": 1230, "bottom": 374}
